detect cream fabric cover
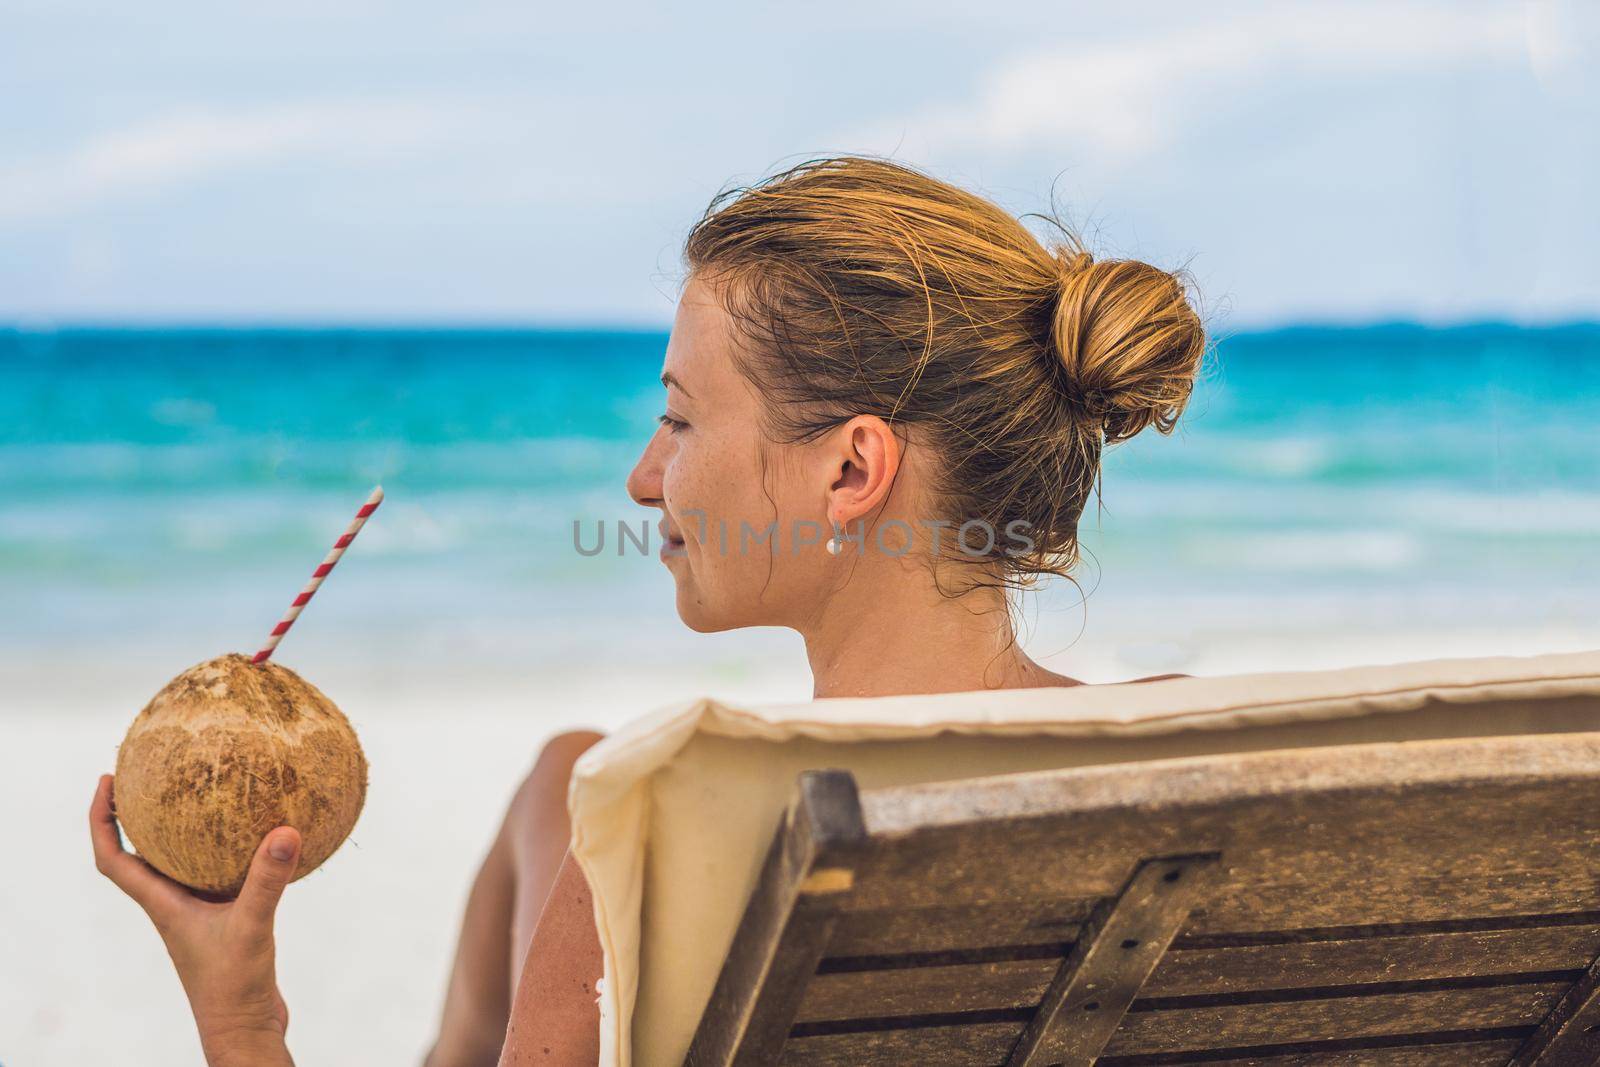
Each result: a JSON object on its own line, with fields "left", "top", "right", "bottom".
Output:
{"left": 567, "top": 648, "right": 1600, "bottom": 1067}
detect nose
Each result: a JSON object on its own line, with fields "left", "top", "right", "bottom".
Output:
{"left": 627, "top": 425, "right": 667, "bottom": 509}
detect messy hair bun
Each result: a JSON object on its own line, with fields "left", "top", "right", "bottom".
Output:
{"left": 684, "top": 155, "right": 1209, "bottom": 588}
{"left": 1050, "top": 251, "right": 1207, "bottom": 444}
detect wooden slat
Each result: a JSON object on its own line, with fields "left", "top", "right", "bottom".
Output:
{"left": 1509, "top": 950, "right": 1600, "bottom": 1064}
{"left": 1190, "top": 871, "right": 1600, "bottom": 935}
{"left": 781, "top": 1024, "right": 1529, "bottom": 1066}
{"left": 685, "top": 771, "right": 868, "bottom": 1067}
{"left": 1152, "top": 923, "right": 1600, "bottom": 996}
{"left": 780, "top": 1020, "right": 1023, "bottom": 1065}
{"left": 858, "top": 734, "right": 1600, "bottom": 840}
{"left": 1102, "top": 981, "right": 1572, "bottom": 1055}
{"left": 848, "top": 813, "right": 1600, "bottom": 919}
{"left": 825, "top": 897, "right": 1092, "bottom": 956}
{"left": 799, "top": 957, "right": 1057, "bottom": 1021}
{"left": 1009, "top": 855, "right": 1221, "bottom": 1066}
{"left": 846, "top": 734, "right": 1600, "bottom": 923}
{"left": 796, "top": 922, "right": 1600, "bottom": 1022}
{"left": 1098, "top": 1038, "right": 1526, "bottom": 1065}
{"left": 835, "top": 863, "right": 1600, "bottom": 930}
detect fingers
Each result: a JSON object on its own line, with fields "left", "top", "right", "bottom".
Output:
{"left": 93, "top": 774, "right": 302, "bottom": 938}
{"left": 89, "top": 774, "right": 188, "bottom": 921}
{"left": 234, "top": 826, "right": 301, "bottom": 929}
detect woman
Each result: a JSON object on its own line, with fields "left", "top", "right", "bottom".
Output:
{"left": 89, "top": 156, "right": 1206, "bottom": 1065}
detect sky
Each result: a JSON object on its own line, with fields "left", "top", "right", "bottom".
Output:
{"left": 2, "top": 0, "right": 1597, "bottom": 328}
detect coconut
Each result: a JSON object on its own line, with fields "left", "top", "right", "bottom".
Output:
{"left": 113, "top": 652, "right": 367, "bottom": 897}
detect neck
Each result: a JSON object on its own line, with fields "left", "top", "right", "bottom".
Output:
{"left": 800, "top": 562, "right": 1078, "bottom": 699}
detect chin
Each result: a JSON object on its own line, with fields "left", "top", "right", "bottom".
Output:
{"left": 673, "top": 584, "right": 725, "bottom": 633}
{"left": 674, "top": 602, "right": 736, "bottom": 633}
{"left": 672, "top": 582, "right": 755, "bottom": 634}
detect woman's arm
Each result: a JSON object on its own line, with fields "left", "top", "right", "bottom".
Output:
{"left": 427, "top": 729, "right": 604, "bottom": 1067}
{"left": 89, "top": 774, "right": 299, "bottom": 1067}
{"left": 499, "top": 850, "right": 603, "bottom": 1065}
{"left": 424, "top": 829, "right": 516, "bottom": 1067}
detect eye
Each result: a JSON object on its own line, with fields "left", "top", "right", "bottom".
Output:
{"left": 657, "top": 414, "right": 689, "bottom": 434}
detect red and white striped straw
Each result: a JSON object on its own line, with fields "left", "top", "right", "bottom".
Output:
{"left": 251, "top": 485, "right": 385, "bottom": 664}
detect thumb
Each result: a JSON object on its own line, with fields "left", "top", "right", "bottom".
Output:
{"left": 235, "top": 826, "right": 301, "bottom": 929}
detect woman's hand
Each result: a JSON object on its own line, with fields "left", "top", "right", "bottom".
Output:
{"left": 90, "top": 773, "right": 300, "bottom": 1067}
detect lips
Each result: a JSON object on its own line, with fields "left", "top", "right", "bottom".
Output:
{"left": 658, "top": 520, "right": 686, "bottom": 550}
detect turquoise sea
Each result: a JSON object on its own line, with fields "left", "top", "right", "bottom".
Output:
{"left": 2, "top": 324, "right": 1598, "bottom": 686}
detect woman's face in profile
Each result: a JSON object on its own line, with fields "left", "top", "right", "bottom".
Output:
{"left": 627, "top": 276, "right": 833, "bottom": 632}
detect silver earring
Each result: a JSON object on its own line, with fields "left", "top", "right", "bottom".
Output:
{"left": 826, "top": 522, "right": 843, "bottom": 556}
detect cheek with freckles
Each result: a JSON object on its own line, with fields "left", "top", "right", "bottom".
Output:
{"left": 661, "top": 438, "right": 815, "bottom": 629}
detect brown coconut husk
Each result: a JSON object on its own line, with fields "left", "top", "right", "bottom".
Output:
{"left": 113, "top": 652, "right": 367, "bottom": 897}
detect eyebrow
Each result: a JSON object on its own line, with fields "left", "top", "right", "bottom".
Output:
{"left": 660, "top": 371, "right": 693, "bottom": 398}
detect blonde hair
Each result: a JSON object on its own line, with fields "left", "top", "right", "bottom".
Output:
{"left": 684, "top": 156, "right": 1208, "bottom": 586}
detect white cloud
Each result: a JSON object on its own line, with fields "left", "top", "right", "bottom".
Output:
{"left": 0, "top": 98, "right": 460, "bottom": 225}
{"left": 3, "top": 0, "right": 1591, "bottom": 322}
{"left": 1523, "top": 0, "right": 1600, "bottom": 102}
{"left": 851, "top": 3, "right": 1526, "bottom": 166}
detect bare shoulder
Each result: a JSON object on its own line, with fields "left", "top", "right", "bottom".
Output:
{"left": 504, "top": 730, "right": 607, "bottom": 819}
{"left": 426, "top": 737, "right": 609, "bottom": 1067}
{"left": 502, "top": 852, "right": 603, "bottom": 1064}
{"left": 501, "top": 730, "right": 608, "bottom": 1013}
{"left": 499, "top": 735, "right": 604, "bottom": 1062}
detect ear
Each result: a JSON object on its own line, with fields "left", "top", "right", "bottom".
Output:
{"left": 823, "top": 415, "right": 901, "bottom": 525}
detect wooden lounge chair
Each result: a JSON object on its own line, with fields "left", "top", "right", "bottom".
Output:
{"left": 685, "top": 732, "right": 1600, "bottom": 1066}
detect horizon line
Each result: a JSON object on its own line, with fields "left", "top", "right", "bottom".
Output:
{"left": 3, "top": 315, "right": 1599, "bottom": 336}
